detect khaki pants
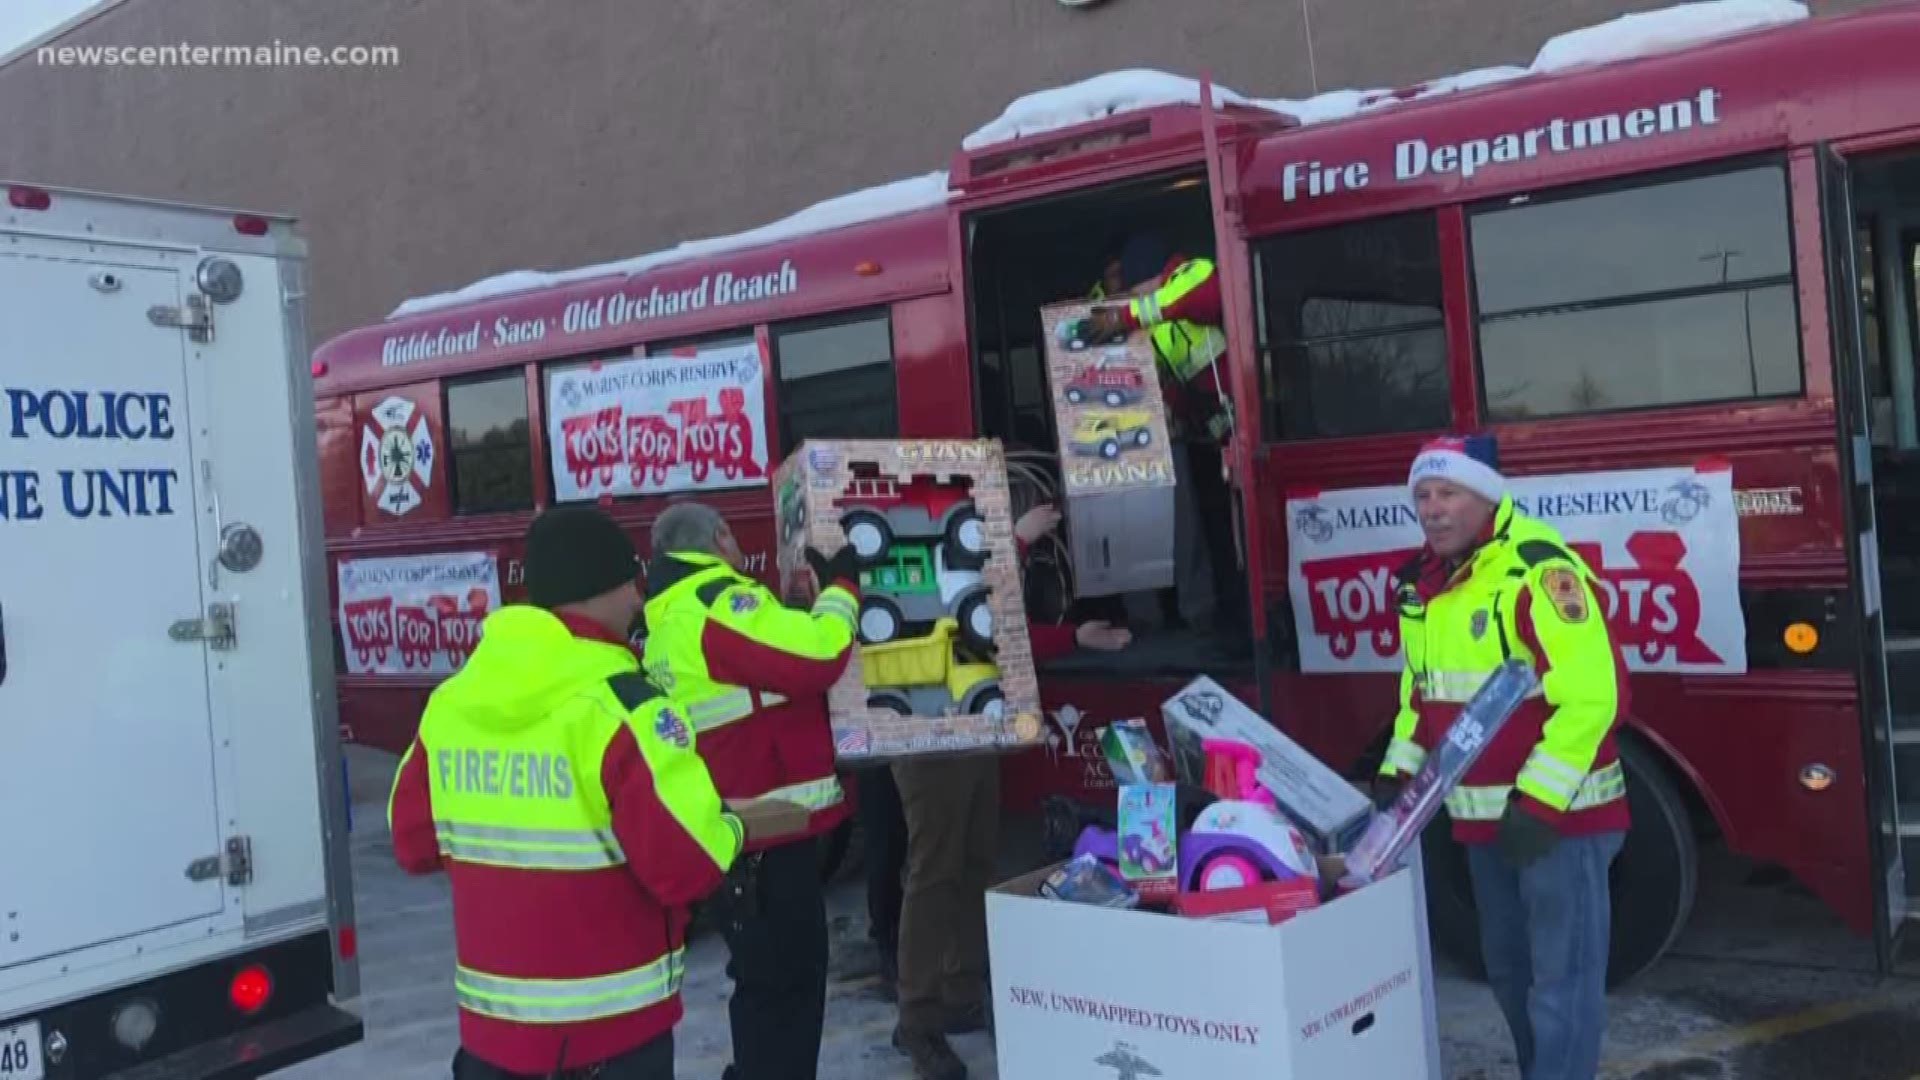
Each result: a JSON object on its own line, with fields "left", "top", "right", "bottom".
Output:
{"left": 891, "top": 755, "right": 999, "bottom": 1034}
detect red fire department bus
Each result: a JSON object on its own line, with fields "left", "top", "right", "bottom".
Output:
{"left": 312, "top": 4, "right": 1920, "bottom": 982}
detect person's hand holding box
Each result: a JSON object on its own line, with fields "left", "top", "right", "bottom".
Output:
{"left": 728, "top": 798, "right": 812, "bottom": 843}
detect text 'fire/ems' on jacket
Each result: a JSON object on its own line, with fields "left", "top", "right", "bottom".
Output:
{"left": 1378, "top": 496, "right": 1632, "bottom": 843}
{"left": 388, "top": 605, "right": 743, "bottom": 1075}
{"left": 642, "top": 551, "right": 858, "bottom": 846}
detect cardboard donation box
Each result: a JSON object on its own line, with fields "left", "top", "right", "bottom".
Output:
{"left": 1163, "top": 676, "right": 1373, "bottom": 853}
{"left": 1040, "top": 301, "right": 1177, "bottom": 598}
{"left": 988, "top": 854, "right": 1438, "bottom": 1080}
{"left": 772, "top": 439, "right": 1045, "bottom": 761}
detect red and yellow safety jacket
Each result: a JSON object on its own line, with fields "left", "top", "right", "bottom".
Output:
{"left": 389, "top": 606, "right": 742, "bottom": 1074}
{"left": 642, "top": 552, "right": 857, "bottom": 847}
{"left": 1378, "top": 497, "right": 1632, "bottom": 843}
{"left": 1115, "top": 255, "right": 1230, "bottom": 439}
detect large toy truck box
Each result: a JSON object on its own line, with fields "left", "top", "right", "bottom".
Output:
{"left": 0, "top": 183, "right": 361, "bottom": 1080}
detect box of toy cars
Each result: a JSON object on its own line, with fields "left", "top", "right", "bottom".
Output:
{"left": 772, "top": 439, "right": 1045, "bottom": 761}
{"left": 1040, "top": 301, "right": 1178, "bottom": 598}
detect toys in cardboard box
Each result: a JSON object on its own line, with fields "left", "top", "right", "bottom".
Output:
{"left": 1038, "top": 854, "right": 1139, "bottom": 909}
{"left": 772, "top": 439, "right": 1044, "bottom": 762}
{"left": 1162, "top": 676, "right": 1372, "bottom": 853}
{"left": 1116, "top": 783, "right": 1178, "bottom": 900}
{"left": 1099, "top": 717, "right": 1173, "bottom": 786}
{"left": 1171, "top": 877, "right": 1324, "bottom": 925}
{"left": 1039, "top": 301, "right": 1176, "bottom": 598}
{"left": 1181, "top": 739, "right": 1318, "bottom": 894}
{"left": 1344, "top": 659, "right": 1540, "bottom": 885}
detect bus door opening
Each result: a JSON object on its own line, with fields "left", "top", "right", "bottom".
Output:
{"left": 1845, "top": 148, "right": 1920, "bottom": 929}
{"left": 963, "top": 170, "right": 1253, "bottom": 674}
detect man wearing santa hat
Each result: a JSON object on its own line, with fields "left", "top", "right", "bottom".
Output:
{"left": 1376, "top": 434, "right": 1630, "bottom": 1080}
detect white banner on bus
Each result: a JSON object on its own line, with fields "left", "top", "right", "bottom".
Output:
{"left": 546, "top": 341, "right": 770, "bottom": 501}
{"left": 1286, "top": 465, "right": 1745, "bottom": 675}
{"left": 337, "top": 552, "right": 501, "bottom": 676}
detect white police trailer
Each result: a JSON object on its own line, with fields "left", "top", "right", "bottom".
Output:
{"left": 0, "top": 183, "right": 360, "bottom": 1079}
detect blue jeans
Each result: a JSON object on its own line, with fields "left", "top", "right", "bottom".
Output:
{"left": 1466, "top": 831, "right": 1624, "bottom": 1080}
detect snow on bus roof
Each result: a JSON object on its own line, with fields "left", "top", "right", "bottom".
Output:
{"left": 961, "top": 0, "right": 1806, "bottom": 149}
{"left": 390, "top": 170, "right": 952, "bottom": 318}
{"left": 391, "top": 0, "right": 1805, "bottom": 321}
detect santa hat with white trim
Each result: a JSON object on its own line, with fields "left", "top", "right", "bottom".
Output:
{"left": 1408, "top": 434, "right": 1505, "bottom": 504}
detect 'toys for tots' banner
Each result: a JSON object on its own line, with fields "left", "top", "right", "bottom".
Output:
{"left": 1285, "top": 465, "right": 1745, "bottom": 675}
{"left": 545, "top": 341, "right": 769, "bottom": 501}
{"left": 338, "top": 552, "right": 502, "bottom": 676}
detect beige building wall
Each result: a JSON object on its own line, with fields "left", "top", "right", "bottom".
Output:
{"left": 0, "top": 0, "right": 1888, "bottom": 343}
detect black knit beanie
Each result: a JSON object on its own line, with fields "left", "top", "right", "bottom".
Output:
{"left": 525, "top": 507, "right": 641, "bottom": 609}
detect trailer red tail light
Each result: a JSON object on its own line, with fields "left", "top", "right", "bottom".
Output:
{"left": 233, "top": 214, "right": 270, "bottom": 236}
{"left": 7, "top": 186, "right": 52, "bottom": 211}
{"left": 338, "top": 925, "right": 358, "bottom": 960}
{"left": 229, "top": 965, "right": 274, "bottom": 1014}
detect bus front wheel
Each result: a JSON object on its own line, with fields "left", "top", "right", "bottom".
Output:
{"left": 1419, "top": 736, "right": 1699, "bottom": 990}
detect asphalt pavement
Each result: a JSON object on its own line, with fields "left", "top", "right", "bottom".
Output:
{"left": 276, "top": 746, "right": 1920, "bottom": 1080}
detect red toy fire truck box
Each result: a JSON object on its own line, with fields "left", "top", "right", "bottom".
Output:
{"left": 773, "top": 439, "right": 1045, "bottom": 761}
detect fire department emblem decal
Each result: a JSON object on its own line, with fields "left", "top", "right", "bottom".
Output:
{"left": 655, "top": 707, "right": 691, "bottom": 749}
{"left": 360, "top": 396, "right": 435, "bottom": 517}
{"left": 730, "top": 592, "right": 760, "bottom": 615}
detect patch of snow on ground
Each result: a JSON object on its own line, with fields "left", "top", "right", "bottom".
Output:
{"left": 391, "top": 171, "right": 951, "bottom": 318}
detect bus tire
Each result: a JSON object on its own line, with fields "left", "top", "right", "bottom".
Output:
{"left": 1419, "top": 736, "right": 1698, "bottom": 990}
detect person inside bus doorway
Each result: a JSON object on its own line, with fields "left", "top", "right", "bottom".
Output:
{"left": 1083, "top": 232, "right": 1246, "bottom": 642}
{"left": 642, "top": 502, "right": 862, "bottom": 1080}
{"left": 388, "top": 506, "right": 792, "bottom": 1080}
{"left": 1375, "top": 436, "right": 1630, "bottom": 1080}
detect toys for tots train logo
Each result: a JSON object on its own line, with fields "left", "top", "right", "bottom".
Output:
{"left": 550, "top": 347, "right": 769, "bottom": 496}
{"left": 360, "top": 396, "right": 435, "bottom": 517}
{"left": 337, "top": 553, "right": 502, "bottom": 676}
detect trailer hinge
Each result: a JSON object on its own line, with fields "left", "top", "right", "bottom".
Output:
{"left": 185, "top": 835, "right": 253, "bottom": 885}
{"left": 148, "top": 293, "right": 214, "bottom": 343}
{"left": 170, "top": 601, "right": 237, "bottom": 650}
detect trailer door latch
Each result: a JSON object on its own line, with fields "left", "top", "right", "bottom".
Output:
{"left": 170, "top": 602, "right": 237, "bottom": 650}
{"left": 148, "top": 293, "right": 214, "bottom": 343}
{"left": 186, "top": 835, "right": 253, "bottom": 885}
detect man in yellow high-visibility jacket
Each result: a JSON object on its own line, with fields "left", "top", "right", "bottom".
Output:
{"left": 389, "top": 506, "right": 799, "bottom": 1080}
{"left": 1376, "top": 435, "right": 1630, "bottom": 1080}
{"left": 642, "top": 501, "right": 859, "bottom": 1080}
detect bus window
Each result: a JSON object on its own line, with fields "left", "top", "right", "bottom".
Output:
{"left": 445, "top": 371, "right": 534, "bottom": 515}
{"left": 770, "top": 309, "right": 898, "bottom": 456}
{"left": 1472, "top": 162, "right": 1801, "bottom": 421}
{"left": 1254, "top": 212, "right": 1451, "bottom": 440}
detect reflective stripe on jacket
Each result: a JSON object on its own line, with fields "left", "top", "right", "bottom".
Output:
{"left": 1126, "top": 258, "right": 1227, "bottom": 384}
{"left": 387, "top": 605, "right": 741, "bottom": 1073}
{"left": 1378, "top": 497, "right": 1631, "bottom": 843}
{"left": 643, "top": 552, "right": 856, "bottom": 846}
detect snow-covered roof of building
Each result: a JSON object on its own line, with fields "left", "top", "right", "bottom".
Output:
{"left": 391, "top": 0, "right": 1806, "bottom": 320}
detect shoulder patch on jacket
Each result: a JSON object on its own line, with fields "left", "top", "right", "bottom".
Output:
{"left": 695, "top": 578, "right": 732, "bottom": 607}
{"left": 1538, "top": 566, "right": 1590, "bottom": 624}
{"left": 606, "top": 671, "right": 664, "bottom": 712}
{"left": 652, "top": 705, "right": 691, "bottom": 749}
{"left": 1515, "top": 539, "right": 1574, "bottom": 568}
